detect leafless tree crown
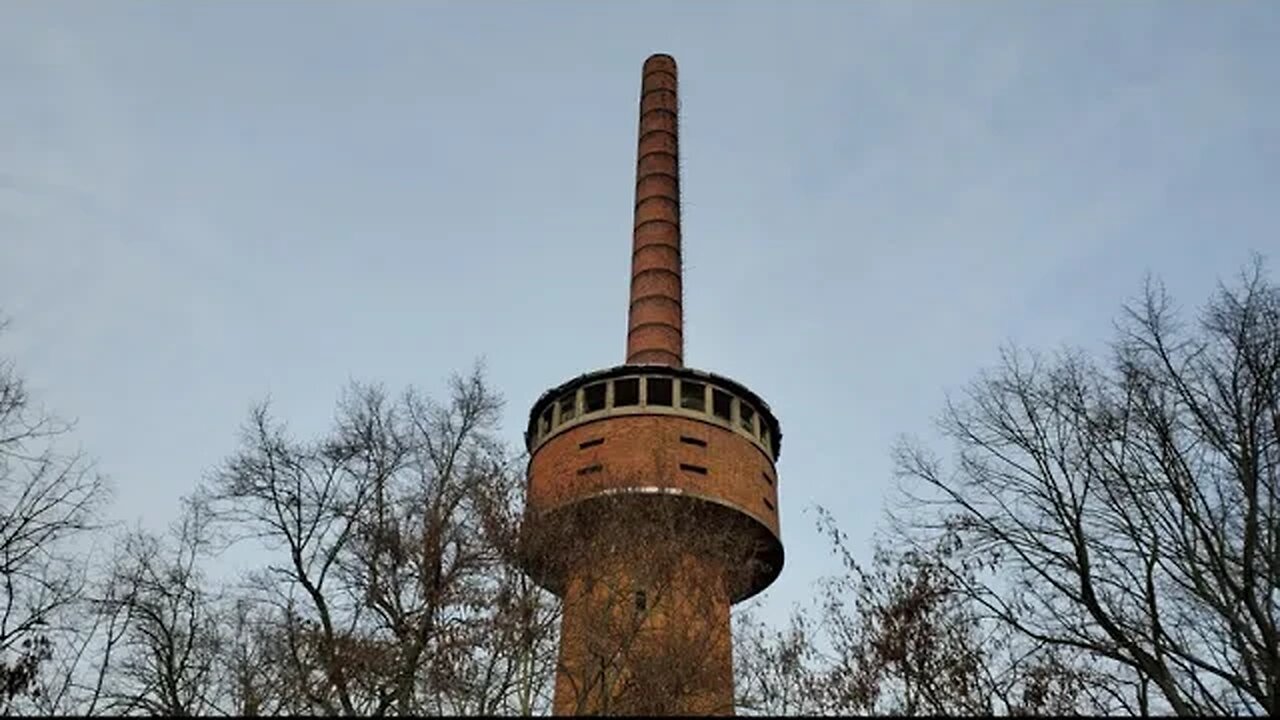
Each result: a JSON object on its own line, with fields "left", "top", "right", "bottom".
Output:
{"left": 889, "top": 258, "right": 1280, "bottom": 716}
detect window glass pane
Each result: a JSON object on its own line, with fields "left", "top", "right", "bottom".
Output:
{"left": 540, "top": 407, "right": 552, "bottom": 436}
{"left": 559, "top": 393, "right": 577, "bottom": 423}
{"left": 613, "top": 378, "right": 640, "bottom": 406}
{"left": 583, "top": 383, "right": 606, "bottom": 413}
{"left": 646, "top": 377, "right": 673, "bottom": 406}
{"left": 680, "top": 381, "right": 706, "bottom": 412}
{"left": 739, "top": 402, "right": 756, "bottom": 434}
{"left": 712, "top": 389, "right": 732, "bottom": 421}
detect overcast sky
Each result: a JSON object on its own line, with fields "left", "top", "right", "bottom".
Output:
{"left": 3, "top": 1, "right": 1276, "bottom": 623}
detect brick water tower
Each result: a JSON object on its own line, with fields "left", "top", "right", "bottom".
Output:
{"left": 520, "top": 54, "right": 783, "bottom": 715}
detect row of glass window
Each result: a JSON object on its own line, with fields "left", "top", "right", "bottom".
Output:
{"left": 535, "top": 375, "right": 773, "bottom": 456}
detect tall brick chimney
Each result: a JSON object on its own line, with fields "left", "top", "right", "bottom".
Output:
{"left": 627, "top": 53, "right": 684, "bottom": 366}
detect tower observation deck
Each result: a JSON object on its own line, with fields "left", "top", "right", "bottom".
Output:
{"left": 519, "top": 54, "right": 783, "bottom": 716}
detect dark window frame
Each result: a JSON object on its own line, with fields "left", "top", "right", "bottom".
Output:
{"left": 712, "top": 389, "right": 732, "bottom": 422}
{"left": 583, "top": 383, "right": 607, "bottom": 414}
{"left": 680, "top": 381, "right": 706, "bottom": 412}
{"left": 646, "top": 377, "right": 674, "bottom": 406}
{"left": 613, "top": 377, "right": 640, "bottom": 407}
{"left": 558, "top": 393, "right": 577, "bottom": 423}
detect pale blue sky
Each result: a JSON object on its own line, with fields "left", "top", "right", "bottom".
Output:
{"left": 2, "top": 1, "right": 1276, "bottom": 622}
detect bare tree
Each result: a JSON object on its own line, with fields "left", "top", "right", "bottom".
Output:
{"left": 810, "top": 536, "right": 992, "bottom": 715}
{"left": 733, "top": 605, "right": 822, "bottom": 716}
{"left": 894, "top": 257, "right": 1280, "bottom": 716}
{"left": 735, "top": 511, "right": 1110, "bottom": 717}
{"left": 91, "top": 497, "right": 224, "bottom": 716}
{"left": 0, "top": 320, "right": 110, "bottom": 714}
{"left": 200, "top": 367, "right": 558, "bottom": 715}
{"left": 455, "top": 455, "right": 561, "bottom": 716}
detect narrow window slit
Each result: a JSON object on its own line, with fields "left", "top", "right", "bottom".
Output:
{"left": 679, "top": 436, "right": 707, "bottom": 447}
{"left": 577, "top": 464, "right": 603, "bottom": 476}
{"left": 763, "top": 497, "right": 775, "bottom": 512}
{"left": 579, "top": 438, "right": 605, "bottom": 450}
{"left": 761, "top": 471, "right": 774, "bottom": 485}
{"left": 679, "top": 463, "right": 708, "bottom": 475}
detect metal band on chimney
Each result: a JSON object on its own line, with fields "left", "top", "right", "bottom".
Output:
{"left": 626, "top": 53, "right": 684, "bottom": 367}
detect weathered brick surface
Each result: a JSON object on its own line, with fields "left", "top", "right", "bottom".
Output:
{"left": 630, "top": 266, "right": 681, "bottom": 300}
{"left": 626, "top": 54, "right": 683, "bottom": 367}
{"left": 551, "top": 550, "right": 733, "bottom": 715}
{"left": 528, "top": 413, "right": 780, "bottom": 537}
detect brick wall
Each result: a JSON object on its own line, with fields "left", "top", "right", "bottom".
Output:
{"left": 528, "top": 413, "right": 780, "bottom": 538}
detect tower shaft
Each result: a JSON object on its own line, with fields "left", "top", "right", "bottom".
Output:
{"left": 551, "top": 519, "right": 735, "bottom": 715}
{"left": 627, "top": 54, "right": 684, "bottom": 367}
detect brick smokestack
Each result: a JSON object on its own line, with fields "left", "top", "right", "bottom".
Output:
{"left": 626, "top": 53, "right": 684, "bottom": 367}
